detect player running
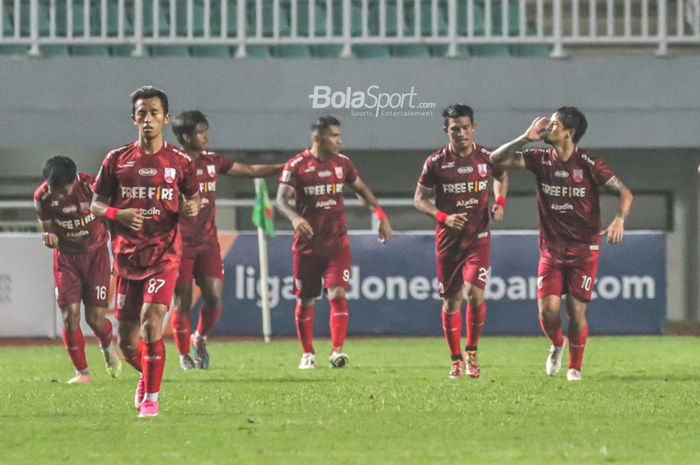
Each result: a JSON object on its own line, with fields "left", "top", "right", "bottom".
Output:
{"left": 276, "top": 116, "right": 392, "bottom": 369}
{"left": 34, "top": 156, "right": 121, "bottom": 384}
{"left": 490, "top": 106, "right": 633, "bottom": 381}
{"left": 170, "top": 110, "right": 283, "bottom": 370}
{"left": 414, "top": 104, "right": 508, "bottom": 379}
{"left": 91, "top": 86, "right": 201, "bottom": 417}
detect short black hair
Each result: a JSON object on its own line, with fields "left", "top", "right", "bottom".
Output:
{"left": 42, "top": 156, "right": 77, "bottom": 189}
{"left": 130, "top": 86, "right": 169, "bottom": 116}
{"left": 311, "top": 116, "right": 341, "bottom": 134}
{"left": 442, "top": 104, "right": 474, "bottom": 127}
{"left": 172, "top": 110, "right": 209, "bottom": 144}
{"left": 555, "top": 106, "right": 587, "bottom": 144}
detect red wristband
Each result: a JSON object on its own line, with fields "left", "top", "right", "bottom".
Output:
{"left": 434, "top": 210, "right": 448, "bottom": 224}
{"left": 496, "top": 196, "right": 506, "bottom": 207}
{"left": 373, "top": 206, "right": 387, "bottom": 221}
{"left": 105, "top": 207, "right": 119, "bottom": 221}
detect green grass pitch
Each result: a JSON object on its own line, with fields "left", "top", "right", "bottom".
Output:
{"left": 0, "top": 336, "right": 698, "bottom": 465}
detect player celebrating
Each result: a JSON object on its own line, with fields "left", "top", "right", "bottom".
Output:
{"left": 414, "top": 105, "right": 508, "bottom": 379}
{"left": 34, "top": 156, "right": 121, "bottom": 384}
{"left": 170, "top": 110, "right": 283, "bottom": 370}
{"left": 91, "top": 86, "right": 201, "bottom": 417}
{"left": 490, "top": 107, "right": 633, "bottom": 381}
{"left": 276, "top": 116, "right": 392, "bottom": 369}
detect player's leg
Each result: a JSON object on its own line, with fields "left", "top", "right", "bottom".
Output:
{"left": 138, "top": 265, "right": 178, "bottom": 417}
{"left": 115, "top": 277, "right": 144, "bottom": 373}
{"left": 54, "top": 252, "right": 90, "bottom": 383}
{"left": 294, "top": 253, "right": 322, "bottom": 369}
{"left": 436, "top": 250, "right": 466, "bottom": 378}
{"left": 325, "top": 240, "right": 352, "bottom": 368}
{"left": 462, "top": 238, "right": 490, "bottom": 378}
{"left": 83, "top": 245, "right": 120, "bottom": 377}
{"left": 536, "top": 253, "right": 567, "bottom": 376}
{"left": 172, "top": 256, "right": 196, "bottom": 369}
{"left": 563, "top": 252, "right": 598, "bottom": 381}
{"left": 191, "top": 245, "right": 225, "bottom": 369}
{"left": 119, "top": 319, "right": 144, "bottom": 410}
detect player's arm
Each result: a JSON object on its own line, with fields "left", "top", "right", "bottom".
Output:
{"left": 413, "top": 184, "right": 467, "bottom": 230}
{"left": 349, "top": 178, "right": 392, "bottom": 244}
{"left": 34, "top": 200, "right": 59, "bottom": 248}
{"left": 90, "top": 193, "right": 144, "bottom": 231}
{"left": 601, "top": 176, "right": 634, "bottom": 245}
{"left": 490, "top": 116, "right": 550, "bottom": 168}
{"left": 490, "top": 172, "right": 508, "bottom": 221}
{"left": 275, "top": 183, "right": 313, "bottom": 239}
{"left": 226, "top": 163, "right": 284, "bottom": 178}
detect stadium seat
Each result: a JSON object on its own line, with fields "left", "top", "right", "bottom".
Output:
{"left": 70, "top": 45, "right": 111, "bottom": 56}
{"left": 391, "top": 44, "right": 430, "bottom": 57}
{"left": 244, "top": 45, "right": 272, "bottom": 57}
{"left": 176, "top": 0, "right": 226, "bottom": 37}
{"left": 311, "top": 44, "right": 343, "bottom": 57}
{"left": 142, "top": 0, "right": 171, "bottom": 36}
{"left": 467, "top": 44, "right": 510, "bottom": 57}
{"left": 353, "top": 44, "right": 390, "bottom": 58}
{"left": 509, "top": 44, "right": 551, "bottom": 57}
{"left": 403, "top": 0, "right": 448, "bottom": 37}
{"left": 273, "top": 44, "right": 312, "bottom": 57}
{"left": 191, "top": 45, "right": 232, "bottom": 57}
{"left": 246, "top": 0, "right": 291, "bottom": 37}
{"left": 149, "top": 45, "right": 191, "bottom": 56}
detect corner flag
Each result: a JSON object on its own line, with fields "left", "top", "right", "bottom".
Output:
{"left": 252, "top": 178, "right": 275, "bottom": 236}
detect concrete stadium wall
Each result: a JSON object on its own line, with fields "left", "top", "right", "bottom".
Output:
{"left": 0, "top": 54, "right": 698, "bottom": 321}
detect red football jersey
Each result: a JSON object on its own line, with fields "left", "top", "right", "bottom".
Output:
{"left": 523, "top": 147, "right": 615, "bottom": 259}
{"left": 34, "top": 172, "right": 108, "bottom": 254}
{"left": 93, "top": 141, "right": 199, "bottom": 279}
{"left": 279, "top": 149, "right": 358, "bottom": 255}
{"left": 417, "top": 144, "right": 505, "bottom": 254}
{"left": 179, "top": 151, "right": 235, "bottom": 256}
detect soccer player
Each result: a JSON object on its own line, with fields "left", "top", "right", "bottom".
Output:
{"left": 414, "top": 104, "right": 508, "bottom": 380}
{"left": 490, "top": 107, "right": 633, "bottom": 381}
{"left": 91, "top": 86, "right": 201, "bottom": 417}
{"left": 170, "top": 110, "right": 283, "bottom": 370}
{"left": 276, "top": 116, "right": 392, "bottom": 369}
{"left": 34, "top": 156, "right": 121, "bottom": 384}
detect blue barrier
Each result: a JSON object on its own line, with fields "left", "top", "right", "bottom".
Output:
{"left": 214, "top": 232, "right": 665, "bottom": 336}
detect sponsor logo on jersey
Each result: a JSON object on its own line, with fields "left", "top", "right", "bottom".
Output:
{"left": 55, "top": 213, "right": 98, "bottom": 230}
{"left": 334, "top": 166, "right": 344, "bottom": 178}
{"left": 573, "top": 169, "right": 584, "bottom": 182}
{"left": 440, "top": 162, "right": 455, "bottom": 169}
{"left": 140, "top": 206, "right": 162, "bottom": 218}
{"left": 554, "top": 170, "right": 569, "bottom": 179}
{"left": 581, "top": 153, "right": 595, "bottom": 166}
{"left": 303, "top": 183, "right": 344, "bottom": 196}
{"left": 455, "top": 198, "right": 479, "bottom": 208}
{"left": 164, "top": 167, "right": 176, "bottom": 183}
{"left": 541, "top": 183, "right": 587, "bottom": 198}
{"left": 51, "top": 200, "right": 59, "bottom": 207}
{"left": 478, "top": 164, "right": 488, "bottom": 177}
{"left": 138, "top": 168, "right": 157, "bottom": 177}
{"left": 199, "top": 181, "right": 217, "bottom": 193}
{"left": 120, "top": 186, "right": 175, "bottom": 200}
{"left": 61, "top": 205, "right": 78, "bottom": 214}
{"left": 207, "top": 164, "right": 216, "bottom": 177}
{"left": 118, "top": 161, "right": 136, "bottom": 169}
{"left": 441, "top": 180, "right": 488, "bottom": 193}
{"left": 457, "top": 166, "right": 473, "bottom": 174}
{"left": 318, "top": 170, "right": 332, "bottom": 178}
{"left": 196, "top": 169, "right": 204, "bottom": 175}
{"left": 315, "top": 199, "right": 338, "bottom": 209}
{"left": 550, "top": 203, "right": 574, "bottom": 211}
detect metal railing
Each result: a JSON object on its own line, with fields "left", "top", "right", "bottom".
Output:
{"left": 0, "top": 0, "right": 698, "bottom": 58}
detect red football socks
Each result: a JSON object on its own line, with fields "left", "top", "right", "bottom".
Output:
{"left": 295, "top": 303, "right": 315, "bottom": 353}
{"left": 94, "top": 319, "right": 113, "bottom": 349}
{"left": 62, "top": 327, "right": 88, "bottom": 371}
{"left": 142, "top": 339, "right": 165, "bottom": 395}
{"left": 329, "top": 298, "right": 349, "bottom": 352}
{"left": 197, "top": 303, "right": 223, "bottom": 337}
{"left": 568, "top": 324, "right": 589, "bottom": 371}
{"left": 171, "top": 310, "right": 192, "bottom": 356}
{"left": 465, "top": 303, "right": 486, "bottom": 350}
{"left": 538, "top": 312, "right": 565, "bottom": 347}
{"left": 441, "top": 308, "right": 463, "bottom": 359}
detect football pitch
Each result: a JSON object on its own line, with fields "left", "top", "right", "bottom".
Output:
{"left": 0, "top": 336, "right": 698, "bottom": 465}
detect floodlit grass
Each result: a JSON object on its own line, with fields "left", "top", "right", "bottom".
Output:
{"left": 0, "top": 337, "right": 698, "bottom": 465}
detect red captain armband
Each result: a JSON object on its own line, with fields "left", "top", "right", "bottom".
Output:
{"left": 373, "top": 206, "right": 387, "bottom": 221}
{"left": 496, "top": 196, "right": 506, "bottom": 208}
{"left": 104, "top": 207, "right": 120, "bottom": 221}
{"left": 434, "top": 210, "right": 448, "bottom": 224}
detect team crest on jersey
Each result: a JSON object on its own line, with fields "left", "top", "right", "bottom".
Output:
{"left": 196, "top": 169, "right": 204, "bottom": 175}
{"left": 164, "top": 167, "right": 176, "bottom": 183}
{"left": 573, "top": 169, "right": 584, "bottom": 182}
{"left": 478, "top": 164, "right": 488, "bottom": 177}
{"left": 334, "top": 166, "right": 343, "bottom": 178}
{"left": 207, "top": 164, "right": 216, "bottom": 177}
